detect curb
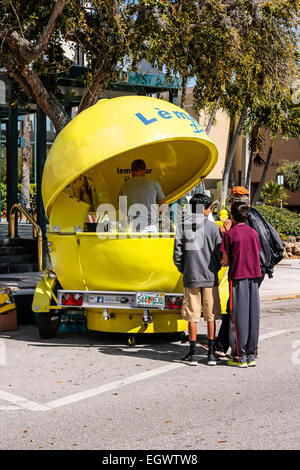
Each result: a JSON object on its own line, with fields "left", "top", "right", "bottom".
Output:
{"left": 261, "top": 294, "right": 300, "bottom": 302}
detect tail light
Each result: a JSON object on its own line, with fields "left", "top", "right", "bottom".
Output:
{"left": 167, "top": 296, "right": 182, "bottom": 310}
{"left": 61, "top": 293, "right": 83, "bottom": 306}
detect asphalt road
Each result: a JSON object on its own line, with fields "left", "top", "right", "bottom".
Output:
{"left": 0, "top": 299, "right": 299, "bottom": 451}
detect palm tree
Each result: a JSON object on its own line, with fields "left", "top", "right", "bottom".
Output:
{"left": 276, "top": 160, "right": 300, "bottom": 193}
{"left": 251, "top": 94, "right": 299, "bottom": 206}
{"left": 261, "top": 180, "right": 288, "bottom": 207}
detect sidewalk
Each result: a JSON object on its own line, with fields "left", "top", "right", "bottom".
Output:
{"left": 0, "top": 260, "right": 298, "bottom": 301}
{"left": 259, "top": 258, "right": 300, "bottom": 301}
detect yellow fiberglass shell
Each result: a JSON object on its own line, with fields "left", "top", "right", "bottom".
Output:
{"left": 42, "top": 95, "right": 218, "bottom": 217}
{"left": 42, "top": 95, "right": 219, "bottom": 320}
{"left": 47, "top": 232, "right": 183, "bottom": 293}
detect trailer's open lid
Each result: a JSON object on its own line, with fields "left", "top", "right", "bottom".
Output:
{"left": 42, "top": 95, "right": 218, "bottom": 218}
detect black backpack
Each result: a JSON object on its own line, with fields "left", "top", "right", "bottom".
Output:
{"left": 247, "top": 207, "right": 284, "bottom": 278}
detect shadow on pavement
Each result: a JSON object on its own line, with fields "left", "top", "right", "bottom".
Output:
{"left": 0, "top": 323, "right": 217, "bottom": 364}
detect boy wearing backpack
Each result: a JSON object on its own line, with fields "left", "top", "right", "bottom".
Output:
{"left": 215, "top": 186, "right": 284, "bottom": 357}
{"left": 220, "top": 201, "right": 262, "bottom": 367}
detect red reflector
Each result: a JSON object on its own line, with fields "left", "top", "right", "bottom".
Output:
{"left": 167, "top": 297, "right": 182, "bottom": 310}
{"left": 62, "top": 293, "right": 83, "bottom": 306}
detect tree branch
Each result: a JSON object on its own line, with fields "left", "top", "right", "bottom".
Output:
{"left": 1, "top": 48, "right": 70, "bottom": 133}
{"left": 8, "top": 0, "right": 25, "bottom": 40}
{"left": 0, "top": 51, "right": 33, "bottom": 98}
{"left": 0, "top": 0, "right": 66, "bottom": 62}
{"left": 30, "top": 0, "right": 67, "bottom": 60}
{"left": 195, "top": 0, "right": 208, "bottom": 20}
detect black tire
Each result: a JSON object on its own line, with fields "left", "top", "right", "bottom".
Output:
{"left": 37, "top": 312, "right": 61, "bottom": 339}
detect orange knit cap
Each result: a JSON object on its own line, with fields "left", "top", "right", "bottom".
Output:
{"left": 231, "top": 186, "right": 249, "bottom": 196}
{"left": 230, "top": 186, "right": 250, "bottom": 202}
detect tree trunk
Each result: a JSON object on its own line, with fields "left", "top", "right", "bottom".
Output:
{"left": 21, "top": 114, "right": 31, "bottom": 209}
{"left": 251, "top": 137, "right": 276, "bottom": 206}
{"left": 246, "top": 150, "right": 254, "bottom": 191}
{"left": 20, "top": 66, "right": 70, "bottom": 133}
{"left": 221, "top": 97, "right": 249, "bottom": 204}
{"left": 229, "top": 162, "right": 236, "bottom": 189}
{"left": 205, "top": 96, "right": 220, "bottom": 135}
{"left": 180, "top": 75, "right": 187, "bottom": 109}
{"left": 2, "top": 56, "right": 70, "bottom": 134}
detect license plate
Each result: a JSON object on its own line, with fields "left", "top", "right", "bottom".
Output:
{"left": 136, "top": 292, "right": 165, "bottom": 309}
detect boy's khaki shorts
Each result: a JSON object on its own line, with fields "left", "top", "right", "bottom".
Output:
{"left": 181, "top": 286, "right": 221, "bottom": 322}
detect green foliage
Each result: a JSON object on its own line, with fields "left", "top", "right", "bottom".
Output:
{"left": 1, "top": 0, "right": 299, "bottom": 135}
{"left": 0, "top": 183, "right": 36, "bottom": 213}
{"left": 277, "top": 160, "right": 300, "bottom": 192}
{"left": 256, "top": 205, "right": 300, "bottom": 237}
{"left": 29, "top": 183, "right": 37, "bottom": 209}
{"left": 0, "top": 1, "right": 148, "bottom": 129}
{"left": 2, "top": 0, "right": 74, "bottom": 106}
{"left": 1, "top": 183, "right": 7, "bottom": 213}
{"left": 261, "top": 179, "right": 288, "bottom": 206}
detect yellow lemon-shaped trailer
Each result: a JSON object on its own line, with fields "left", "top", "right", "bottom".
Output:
{"left": 33, "top": 95, "right": 219, "bottom": 340}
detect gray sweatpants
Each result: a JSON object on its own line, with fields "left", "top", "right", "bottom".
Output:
{"left": 229, "top": 278, "right": 260, "bottom": 363}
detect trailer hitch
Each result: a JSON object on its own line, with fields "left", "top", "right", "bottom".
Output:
{"left": 103, "top": 308, "right": 110, "bottom": 320}
{"left": 143, "top": 309, "right": 152, "bottom": 327}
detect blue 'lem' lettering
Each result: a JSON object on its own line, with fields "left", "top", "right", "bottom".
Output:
{"left": 190, "top": 121, "right": 204, "bottom": 133}
{"left": 135, "top": 113, "right": 158, "bottom": 125}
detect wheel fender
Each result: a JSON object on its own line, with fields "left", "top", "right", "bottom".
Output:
{"left": 32, "top": 276, "right": 57, "bottom": 314}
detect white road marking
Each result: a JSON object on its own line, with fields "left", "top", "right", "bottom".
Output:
{"left": 0, "top": 405, "right": 21, "bottom": 411}
{"left": 0, "top": 390, "right": 50, "bottom": 411}
{"left": 259, "top": 327, "right": 300, "bottom": 341}
{"left": 0, "top": 327, "right": 299, "bottom": 412}
{"left": 45, "top": 363, "right": 182, "bottom": 409}
{"left": 0, "top": 405, "right": 21, "bottom": 410}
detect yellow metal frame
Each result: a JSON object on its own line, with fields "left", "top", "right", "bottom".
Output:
{"left": 87, "top": 309, "right": 188, "bottom": 334}
{"left": 32, "top": 269, "right": 59, "bottom": 313}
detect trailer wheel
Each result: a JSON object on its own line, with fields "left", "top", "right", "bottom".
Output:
{"left": 128, "top": 334, "right": 136, "bottom": 347}
{"left": 37, "top": 312, "right": 61, "bottom": 339}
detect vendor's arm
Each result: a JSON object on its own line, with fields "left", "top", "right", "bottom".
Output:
{"left": 158, "top": 197, "right": 166, "bottom": 205}
{"left": 156, "top": 182, "right": 167, "bottom": 210}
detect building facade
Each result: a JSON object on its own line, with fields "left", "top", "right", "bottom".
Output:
{"left": 179, "top": 87, "right": 300, "bottom": 208}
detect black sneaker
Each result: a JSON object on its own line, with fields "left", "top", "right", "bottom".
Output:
{"left": 208, "top": 352, "right": 219, "bottom": 366}
{"left": 181, "top": 352, "right": 198, "bottom": 366}
{"left": 214, "top": 340, "right": 226, "bottom": 358}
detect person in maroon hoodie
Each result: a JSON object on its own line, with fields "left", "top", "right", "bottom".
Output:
{"left": 220, "top": 201, "right": 261, "bottom": 368}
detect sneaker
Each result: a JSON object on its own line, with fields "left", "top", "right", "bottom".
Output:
{"left": 214, "top": 348, "right": 226, "bottom": 358}
{"left": 227, "top": 358, "right": 248, "bottom": 368}
{"left": 214, "top": 340, "right": 226, "bottom": 358}
{"left": 181, "top": 352, "right": 198, "bottom": 366}
{"left": 208, "top": 353, "right": 218, "bottom": 366}
{"left": 247, "top": 360, "right": 256, "bottom": 367}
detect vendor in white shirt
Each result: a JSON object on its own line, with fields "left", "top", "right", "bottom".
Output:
{"left": 119, "top": 159, "right": 166, "bottom": 232}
